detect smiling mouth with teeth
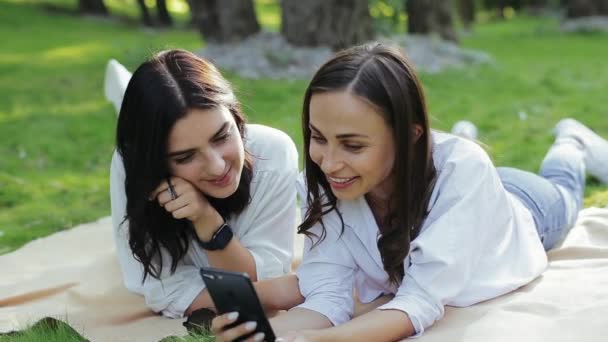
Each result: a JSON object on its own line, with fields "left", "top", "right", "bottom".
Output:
{"left": 328, "top": 176, "right": 357, "bottom": 184}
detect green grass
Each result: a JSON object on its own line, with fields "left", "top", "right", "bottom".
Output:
{"left": 1, "top": 1, "right": 607, "bottom": 257}
{"left": 0, "top": 317, "right": 87, "bottom": 342}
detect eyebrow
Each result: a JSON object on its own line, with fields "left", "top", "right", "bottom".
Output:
{"left": 309, "top": 123, "right": 369, "bottom": 139}
{"left": 167, "top": 121, "right": 230, "bottom": 157}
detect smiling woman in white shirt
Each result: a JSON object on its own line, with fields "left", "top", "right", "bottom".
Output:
{"left": 110, "top": 49, "right": 299, "bottom": 319}
{"left": 211, "top": 43, "right": 608, "bottom": 342}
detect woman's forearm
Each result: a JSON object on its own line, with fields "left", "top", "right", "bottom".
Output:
{"left": 321, "top": 309, "right": 415, "bottom": 342}
{"left": 206, "top": 237, "right": 257, "bottom": 280}
{"left": 186, "top": 274, "right": 303, "bottom": 316}
{"left": 353, "top": 294, "right": 394, "bottom": 317}
{"left": 255, "top": 274, "right": 304, "bottom": 311}
{"left": 271, "top": 307, "right": 333, "bottom": 337}
{"left": 185, "top": 289, "right": 214, "bottom": 316}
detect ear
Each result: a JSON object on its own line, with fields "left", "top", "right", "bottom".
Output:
{"left": 412, "top": 124, "right": 424, "bottom": 143}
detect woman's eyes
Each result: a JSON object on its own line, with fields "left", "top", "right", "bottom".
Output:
{"left": 311, "top": 135, "right": 364, "bottom": 152}
{"left": 214, "top": 131, "right": 232, "bottom": 143}
{"left": 311, "top": 135, "right": 326, "bottom": 143}
{"left": 174, "top": 154, "right": 194, "bottom": 164}
{"left": 344, "top": 144, "right": 364, "bottom": 152}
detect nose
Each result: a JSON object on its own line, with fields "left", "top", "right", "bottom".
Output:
{"left": 204, "top": 150, "right": 226, "bottom": 178}
{"left": 319, "top": 147, "right": 343, "bottom": 175}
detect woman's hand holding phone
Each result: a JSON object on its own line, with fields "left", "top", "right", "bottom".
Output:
{"left": 211, "top": 313, "right": 324, "bottom": 342}
{"left": 211, "top": 312, "right": 266, "bottom": 342}
{"left": 151, "top": 176, "right": 224, "bottom": 241}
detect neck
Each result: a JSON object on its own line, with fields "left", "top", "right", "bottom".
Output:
{"left": 365, "top": 192, "right": 390, "bottom": 230}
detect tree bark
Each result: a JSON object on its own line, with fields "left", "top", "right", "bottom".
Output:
{"left": 193, "top": 0, "right": 260, "bottom": 43}
{"left": 569, "top": 0, "right": 608, "bottom": 17}
{"left": 136, "top": 0, "right": 153, "bottom": 26}
{"left": 281, "top": 0, "right": 373, "bottom": 49}
{"left": 156, "top": 0, "right": 173, "bottom": 27}
{"left": 185, "top": 0, "right": 203, "bottom": 27}
{"left": 78, "top": 0, "right": 108, "bottom": 15}
{"left": 406, "top": 0, "right": 458, "bottom": 42}
{"left": 407, "top": 0, "right": 434, "bottom": 34}
{"left": 434, "top": 0, "right": 458, "bottom": 42}
{"left": 457, "top": 0, "right": 475, "bottom": 29}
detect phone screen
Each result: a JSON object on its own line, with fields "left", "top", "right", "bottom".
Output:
{"left": 200, "top": 267, "right": 276, "bottom": 342}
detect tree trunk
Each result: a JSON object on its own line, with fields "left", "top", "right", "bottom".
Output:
{"left": 457, "top": 0, "right": 475, "bottom": 29}
{"left": 281, "top": 0, "right": 374, "bottom": 49}
{"left": 194, "top": 0, "right": 260, "bottom": 43}
{"left": 136, "top": 0, "right": 153, "bottom": 26}
{"left": 407, "top": 0, "right": 434, "bottom": 34}
{"left": 434, "top": 0, "right": 458, "bottom": 42}
{"left": 564, "top": 0, "right": 608, "bottom": 18}
{"left": 156, "top": 0, "right": 173, "bottom": 27}
{"left": 567, "top": 0, "right": 608, "bottom": 16}
{"left": 406, "top": 0, "right": 458, "bottom": 42}
{"left": 78, "top": 0, "right": 108, "bottom": 15}
{"left": 522, "top": 0, "right": 547, "bottom": 15}
{"left": 601, "top": 0, "right": 608, "bottom": 14}
{"left": 185, "top": 0, "right": 203, "bottom": 27}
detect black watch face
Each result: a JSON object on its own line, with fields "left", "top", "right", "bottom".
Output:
{"left": 199, "top": 224, "right": 233, "bottom": 251}
{"left": 214, "top": 224, "right": 233, "bottom": 249}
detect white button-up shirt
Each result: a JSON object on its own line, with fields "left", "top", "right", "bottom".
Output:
{"left": 295, "top": 131, "right": 547, "bottom": 336}
{"left": 111, "top": 124, "right": 299, "bottom": 318}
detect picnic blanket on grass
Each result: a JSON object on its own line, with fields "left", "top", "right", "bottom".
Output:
{"left": 1, "top": 207, "right": 608, "bottom": 342}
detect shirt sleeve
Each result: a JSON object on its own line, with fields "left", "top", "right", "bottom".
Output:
{"left": 378, "top": 142, "right": 503, "bottom": 336}
{"left": 294, "top": 177, "right": 357, "bottom": 326}
{"left": 238, "top": 137, "right": 299, "bottom": 280}
{"left": 110, "top": 151, "right": 205, "bottom": 318}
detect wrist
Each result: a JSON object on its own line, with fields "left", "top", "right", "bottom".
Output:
{"left": 196, "top": 222, "right": 233, "bottom": 251}
{"left": 193, "top": 209, "right": 224, "bottom": 242}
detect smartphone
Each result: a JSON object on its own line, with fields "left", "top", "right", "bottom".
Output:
{"left": 200, "top": 267, "right": 276, "bottom": 342}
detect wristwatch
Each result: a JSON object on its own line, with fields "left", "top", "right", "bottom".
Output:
{"left": 197, "top": 222, "right": 233, "bottom": 251}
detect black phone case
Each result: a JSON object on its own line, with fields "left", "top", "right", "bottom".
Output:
{"left": 200, "top": 267, "right": 276, "bottom": 342}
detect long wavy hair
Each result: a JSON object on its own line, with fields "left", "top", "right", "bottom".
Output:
{"left": 299, "top": 43, "right": 437, "bottom": 285}
{"left": 116, "top": 49, "right": 252, "bottom": 282}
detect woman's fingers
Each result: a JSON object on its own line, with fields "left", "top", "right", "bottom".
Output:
{"left": 211, "top": 311, "right": 238, "bottom": 334}
{"left": 211, "top": 312, "right": 261, "bottom": 342}
{"left": 150, "top": 177, "right": 184, "bottom": 201}
{"left": 217, "top": 321, "right": 258, "bottom": 341}
{"left": 243, "top": 332, "right": 266, "bottom": 342}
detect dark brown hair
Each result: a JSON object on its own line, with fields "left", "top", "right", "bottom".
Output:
{"left": 116, "top": 49, "right": 252, "bottom": 281}
{"left": 299, "top": 43, "right": 437, "bottom": 285}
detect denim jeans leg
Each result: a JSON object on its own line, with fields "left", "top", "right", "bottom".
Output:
{"left": 497, "top": 167, "right": 565, "bottom": 250}
{"left": 539, "top": 138, "right": 586, "bottom": 227}
{"left": 497, "top": 139, "right": 585, "bottom": 250}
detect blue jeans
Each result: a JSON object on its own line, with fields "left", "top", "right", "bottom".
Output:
{"left": 498, "top": 139, "right": 586, "bottom": 250}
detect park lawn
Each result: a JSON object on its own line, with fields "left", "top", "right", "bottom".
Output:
{"left": 1, "top": 1, "right": 607, "bottom": 256}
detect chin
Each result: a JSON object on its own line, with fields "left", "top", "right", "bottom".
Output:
{"left": 332, "top": 189, "right": 364, "bottom": 201}
{"left": 211, "top": 185, "right": 239, "bottom": 199}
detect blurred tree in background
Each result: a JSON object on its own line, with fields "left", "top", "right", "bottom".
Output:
{"left": 78, "top": 0, "right": 107, "bottom": 15}
{"left": 281, "top": 0, "right": 373, "bottom": 49}
{"left": 565, "top": 0, "right": 608, "bottom": 18}
{"left": 406, "top": 0, "right": 458, "bottom": 42}
{"left": 69, "top": 0, "right": 608, "bottom": 45}
{"left": 135, "top": 0, "right": 173, "bottom": 26}
{"left": 191, "top": 0, "right": 260, "bottom": 42}
{"left": 457, "top": 0, "right": 476, "bottom": 29}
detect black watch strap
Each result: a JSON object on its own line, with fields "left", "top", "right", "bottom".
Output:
{"left": 197, "top": 222, "right": 233, "bottom": 251}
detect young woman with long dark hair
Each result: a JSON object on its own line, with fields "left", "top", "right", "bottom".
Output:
{"left": 110, "top": 49, "right": 299, "bottom": 318}
{"left": 211, "top": 43, "right": 608, "bottom": 341}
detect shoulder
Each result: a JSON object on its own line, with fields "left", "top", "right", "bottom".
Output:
{"left": 431, "top": 131, "right": 493, "bottom": 174}
{"left": 110, "top": 150, "right": 125, "bottom": 182}
{"left": 245, "top": 124, "right": 299, "bottom": 172}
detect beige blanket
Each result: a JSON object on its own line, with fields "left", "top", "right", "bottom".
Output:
{"left": 1, "top": 208, "right": 607, "bottom": 342}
